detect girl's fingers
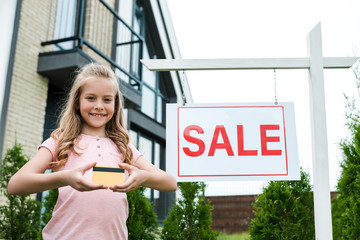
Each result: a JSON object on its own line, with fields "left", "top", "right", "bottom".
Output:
{"left": 112, "top": 182, "right": 130, "bottom": 191}
{"left": 76, "top": 180, "right": 105, "bottom": 192}
{"left": 68, "top": 162, "right": 108, "bottom": 191}
{"left": 111, "top": 174, "right": 139, "bottom": 192}
{"left": 111, "top": 186, "right": 131, "bottom": 192}
{"left": 82, "top": 162, "right": 97, "bottom": 172}
{"left": 111, "top": 180, "right": 134, "bottom": 192}
{"left": 89, "top": 183, "right": 105, "bottom": 190}
{"left": 118, "top": 162, "right": 131, "bottom": 171}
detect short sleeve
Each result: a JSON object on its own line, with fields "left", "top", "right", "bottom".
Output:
{"left": 129, "top": 143, "right": 143, "bottom": 164}
{"left": 38, "top": 137, "right": 57, "bottom": 163}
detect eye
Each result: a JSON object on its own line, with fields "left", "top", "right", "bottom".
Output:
{"left": 104, "top": 98, "right": 113, "bottom": 103}
{"left": 86, "top": 96, "right": 95, "bottom": 101}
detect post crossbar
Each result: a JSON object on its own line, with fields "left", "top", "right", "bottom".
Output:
{"left": 141, "top": 57, "right": 358, "bottom": 71}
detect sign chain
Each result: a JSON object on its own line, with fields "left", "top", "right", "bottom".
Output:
{"left": 273, "top": 69, "right": 278, "bottom": 105}
{"left": 181, "top": 70, "right": 187, "bottom": 105}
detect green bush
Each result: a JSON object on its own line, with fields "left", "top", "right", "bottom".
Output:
{"left": 332, "top": 94, "right": 360, "bottom": 239}
{"left": 127, "top": 187, "right": 159, "bottom": 240}
{"left": 0, "top": 140, "right": 41, "bottom": 239}
{"left": 331, "top": 194, "right": 342, "bottom": 239}
{"left": 249, "top": 169, "right": 314, "bottom": 239}
{"left": 40, "top": 188, "right": 58, "bottom": 230}
{"left": 161, "top": 182, "right": 219, "bottom": 240}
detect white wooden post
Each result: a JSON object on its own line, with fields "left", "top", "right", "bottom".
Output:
{"left": 141, "top": 22, "right": 358, "bottom": 239}
{"left": 307, "top": 23, "right": 333, "bottom": 240}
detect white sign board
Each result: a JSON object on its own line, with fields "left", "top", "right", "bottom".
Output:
{"left": 166, "top": 102, "right": 300, "bottom": 182}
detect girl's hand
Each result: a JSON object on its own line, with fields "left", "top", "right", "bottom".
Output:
{"left": 7, "top": 147, "right": 108, "bottom": 195}
{"left": 110, "top": 156, "right": 177, "bottom": 193}
{"left": 66, "top": 162, "right": 106, "bottom": 192}
{"left": 110, "top": 163, "right": 146, "bottom": 192}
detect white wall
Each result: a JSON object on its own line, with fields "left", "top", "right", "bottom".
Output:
{"left": 0, "top": 1, "right": 17, "bottom": 122}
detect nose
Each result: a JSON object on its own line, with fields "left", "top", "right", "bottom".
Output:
{"left": 94, "top": 100, "right": 104, "bottom": 110}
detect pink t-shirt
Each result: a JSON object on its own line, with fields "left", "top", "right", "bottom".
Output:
{"left": 40, "top": 134, "right": 142, "bottom": 240}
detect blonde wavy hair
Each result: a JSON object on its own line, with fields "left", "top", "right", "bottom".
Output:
{"left": 51, "top": 63, "right": 133, "bottom": 169}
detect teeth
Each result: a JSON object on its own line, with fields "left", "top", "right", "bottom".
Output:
{"left": 90, "top": 113, "right": 105, "bottom": 117}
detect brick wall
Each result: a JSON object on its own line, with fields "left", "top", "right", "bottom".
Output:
{"left": 206, "top": 195, "right": 256, "bottom": 234}
{"left": 2, "top": 0, "right": 56, "bottom": 157}
{"left": 207, "top": 192, "right": 339, "bottom": 234}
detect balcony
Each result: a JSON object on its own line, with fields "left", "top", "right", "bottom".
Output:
{"left": 37, "top": 0, "right": 143, "bottom": 108}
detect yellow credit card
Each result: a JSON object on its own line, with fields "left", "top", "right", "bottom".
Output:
{"left": 92, "top": 166, "right": 125, "bottom": 187}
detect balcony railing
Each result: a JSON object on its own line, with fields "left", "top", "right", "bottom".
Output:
{"left": 41, "top": 0, "right": 144, "bottom": 91}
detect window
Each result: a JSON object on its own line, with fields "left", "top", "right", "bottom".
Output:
{"left": 117, "top": 0, "right": 168, "bottom": 123}
{"left": 129, "top": 129, "right": 161, "bottom": 201}
{"left": 140, "top": 71, "right": 168, "bottom": 123}
{"left": 116, "top": 0, "right": 143, "bottom": 87}
{"left": 140, "top": 44, "right": 167, "bottom": 123}
{"left": 53, "top": 0, "right": 77, "bottom": 50}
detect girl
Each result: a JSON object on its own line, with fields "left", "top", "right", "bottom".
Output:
{"left": 7, "top": 63, "right": 177, "bottom": 239}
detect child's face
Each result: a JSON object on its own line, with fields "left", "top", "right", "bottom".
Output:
{"left": 79, "top": 77, "right": 116, "bottom": 135}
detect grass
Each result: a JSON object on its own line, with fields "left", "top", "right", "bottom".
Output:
{"left": 217, "top": 232, "right": 250, "bottom": 240}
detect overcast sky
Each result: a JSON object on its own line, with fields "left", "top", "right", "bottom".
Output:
{"left": 166, "top": 0, "right": 360, "bottom": 195}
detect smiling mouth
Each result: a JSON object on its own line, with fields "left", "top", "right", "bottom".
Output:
{"left": 89, "top": 113, "right": 107, "bottom": 117}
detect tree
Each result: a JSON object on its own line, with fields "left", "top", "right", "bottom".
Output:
{"left": 127, "top": 187, "right": 159, "bottom": 240}
{"left": 249, "top": 169, "right": 315, "bottom": 239}
{"left": 0, "top": 140, "right": 41, "bottom": 239}
{"left": 161, "top": 182, "right": 218, "bottom": 240}
{"left": 332, "top": 90, "right": 360, "bottom": 239}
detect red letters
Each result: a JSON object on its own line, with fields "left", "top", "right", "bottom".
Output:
{"left": 208, "top": 125, "right": 234, "bottom": 156}
{"left": 183, "top": 125, "right": 205, "bottom": 157}
{"left": 182, "top": 124, "right": 282, "bottom": 157}
{"left": 260, "top": 125, "right": 282, "bottom": 156}
{"left": 237, "top": 125, "right": 258, "bottom": 156}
